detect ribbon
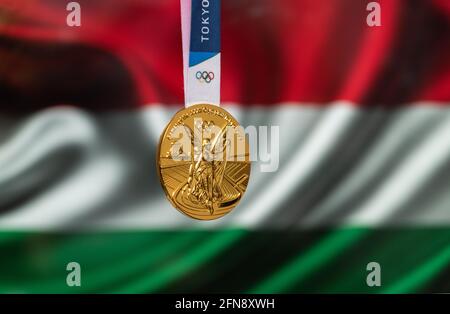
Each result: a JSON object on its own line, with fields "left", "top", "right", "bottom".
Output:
{"left": 181, "top": 0, "right": 221, "bottom": 107}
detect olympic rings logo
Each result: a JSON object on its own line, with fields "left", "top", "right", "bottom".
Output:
{"left": 196, "top": 71, "right": 215, "bottom": 84}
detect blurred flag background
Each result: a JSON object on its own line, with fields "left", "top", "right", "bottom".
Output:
{"left": 0, "top": 0, "right": 449, "bottom": 293}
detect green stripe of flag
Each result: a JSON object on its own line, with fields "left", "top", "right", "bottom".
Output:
{"left": 0, "top": 228, "right": 449, "bottom": 293}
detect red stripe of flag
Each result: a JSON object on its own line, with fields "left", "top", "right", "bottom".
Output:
{"left": 0, "top": 0, "right": 448, "bottom": 112}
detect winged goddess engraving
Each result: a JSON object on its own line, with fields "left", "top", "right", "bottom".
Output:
{"left": 184, "top": 119, "right": 230, "bottom": 214}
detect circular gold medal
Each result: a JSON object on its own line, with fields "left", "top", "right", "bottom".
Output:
{"left": 157, "top": 104, "right": 251, "bottom": 220}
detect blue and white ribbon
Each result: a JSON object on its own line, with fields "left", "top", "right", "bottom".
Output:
{"left": 181, "top": 0, "right": 221, "bottom": 107}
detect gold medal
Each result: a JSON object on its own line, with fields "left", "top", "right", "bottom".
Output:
{"left": 157, "top": 104, "right": 251, "bottom": 220}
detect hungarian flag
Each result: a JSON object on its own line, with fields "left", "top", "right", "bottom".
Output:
{"left": 0, "top": 0, "right": 449, "bottom": 293}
